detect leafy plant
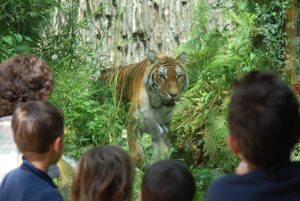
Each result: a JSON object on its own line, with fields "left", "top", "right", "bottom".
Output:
{"left": 36, "top": 0, "right": 130, "bottom": 160}
{"left": 0, "top": 0, "right": 56, "bottom": 61}
{"left": 0, "top": 0, "right": 56, "bottom": 40}
{"left": 172, "top": 0, "right": 291, "bottom": 172}
{"left": 0, "top": 33, "right": 33, "bottom": 62}
{"left": 191, "top": 167, "right": 223, "bottom": 201}
{"left": 49, "top": 65, "right": 128, "bottom": 159}
{"left": 291, "top": 143, "right": 300, "bottom": 161}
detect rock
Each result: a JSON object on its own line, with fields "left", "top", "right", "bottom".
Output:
{"left": 76, "top": 0, "right": 195, "bottom": 66}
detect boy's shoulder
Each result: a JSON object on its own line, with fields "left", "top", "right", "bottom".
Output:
{"left": 0, "top": 161, "right": 63, "bottom": 201}
{"left": 204, "top": 162, "right": 300, "bottom": 201}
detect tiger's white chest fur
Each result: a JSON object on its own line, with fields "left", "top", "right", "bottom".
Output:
{"left": 134, "top": 85, "right": 174, "bottom": 137}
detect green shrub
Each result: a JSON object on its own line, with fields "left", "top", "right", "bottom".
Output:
{"left": 0, "top": 0, "right": 56, "bottom": 41}
{"left": 191, "top": 167, "right": 223, "bottom": 201}
{"left": 0, "top": 33, "right": 33, "bottom": 62}
{"left": 0, "top": 0, "right": 56, "bottom": 61}
{"left": 172, "top": 0, "right": 290, "bottom": 172}
{"left": 49, "top": 64, "right": 128, "bottom": 159}
{"left": 40, "top": 0, "right": 130, "bottom": 159}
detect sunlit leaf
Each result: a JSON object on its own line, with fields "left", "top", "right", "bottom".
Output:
{"left": 15, "top": 34, "right": 23, "bottom": 43}
{"left": 2, "top": 36, "right": 13, "bottom": 45}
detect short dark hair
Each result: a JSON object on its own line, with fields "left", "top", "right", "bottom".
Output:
{"left": 71, "top": 146, "right": 135, "bottom": 201}
{"left": 228, "top": 71, "right": 300, "bottom": 168}
{"left": 142, "top": 160, "right": 196, "bottom": 201}
{"left": 12, "top": 100, "right": 64, "bottom": 154}
{"left": 0, "top": 54, "right": 54, "bottom": 117}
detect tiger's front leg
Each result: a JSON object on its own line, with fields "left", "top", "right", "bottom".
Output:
{"left": 128, "top": 114, "right": 170, "bottom": 169}
{"left": 140, "top": 117, "right": 171, "bottom": 163}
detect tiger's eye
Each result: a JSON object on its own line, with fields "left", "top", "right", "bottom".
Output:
{"left": 177, "top": 74, "right": 183, "bottom": 80}
{"left": 159, "top": 74, "right": 166, "bottom": 80}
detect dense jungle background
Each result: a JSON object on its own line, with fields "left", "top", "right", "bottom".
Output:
{"left": 1, "top": 0, "right": 299, "bottom": 200}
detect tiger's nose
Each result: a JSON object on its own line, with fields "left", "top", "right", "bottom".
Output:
{"left": 168, "top": 92, "right": 179, "bottom": 98}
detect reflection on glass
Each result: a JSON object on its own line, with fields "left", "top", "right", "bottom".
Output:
{"left": 295, "top": 65, "right": 300, "bottom": 82}
{"left": 297, "top": 14, "right": 300, "bottom": 36}
{"left": 297, "top": 39, "right": 300, "bottom": 56}
{"left": 296, "top": 39, "right": 300, "bottom": 82}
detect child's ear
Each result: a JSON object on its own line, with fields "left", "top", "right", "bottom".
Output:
{"left": 227, "top": 134, "right": 241, "bottom": 155}
{"left": 41, "top": 95, "right": 47, "bottom": 101}
{"left": 51, "top": 136, "right": 63, "bottom": 153}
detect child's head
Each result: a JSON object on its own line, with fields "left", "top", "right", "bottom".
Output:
{"left": 71, "top": 146, "right": 135, "bottom": 201}
{"left": 12, "top": 100, "right": 64, "bottom": 163}
{"left": 141, "top": 160, "right": 195, "bottom": 201}
{"left": 228, "top": 71, "right": 300, "bottom": 168}
{"left": 0, "top": 54, "right": 54, "bottom": 117}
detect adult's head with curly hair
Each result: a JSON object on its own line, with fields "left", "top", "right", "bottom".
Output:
{"left": 0, "top": 54, "right": 54, "bottom": 117}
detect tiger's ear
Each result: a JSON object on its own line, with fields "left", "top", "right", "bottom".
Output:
{"left": 148, "top": 50, "right": 159, "bottom": 64}
{"left": 176, "top": 52, "right": 187, "bottom": 64}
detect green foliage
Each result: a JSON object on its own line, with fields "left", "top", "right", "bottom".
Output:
{"left": 43, "top": 0, "right": 129, "bottom": 160}
{"left": 203, "top": 110, "right": 239, "bottom": 171}
{"left": 0, "top": 33, "right": 33, "bottom": 62}
{"left": 49, "top": 65, "right": 128, "bottom": 160}
{"left": 0, "top": 0, "right": 56, "bottom": 40}
{"left": 191, "top": 167, "right": 223, "bottom": 201}
{"left": 0, "top": 0, "right": 56, "bottom": 61}
{"left": 250, "top": 0, "right": 291, "bottom": 69}
{"left": 291, "top": 143, "right": 300, "bottom": 161}
{"left": 172, "top": 77, "right": 238, "bottom": 172}
{"left": 173, "top": 0, "right": 290, "bottom": 172}
{"left": 132, "top": 168, "right": 143, "bottom": 201}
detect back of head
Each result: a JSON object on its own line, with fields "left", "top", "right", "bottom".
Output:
{"left": 71, "top": 146, "right": 135, "bottom": 201}
{"left": 142, "top": 160, "right": 195, "bottom": 201}
{"left": 12, "top": 100, "right": 64, "bottom": 154}
{"left": 0, "top": 54, "right": 54, "bottom": 117}
{"left": 228, "top": 71, "right": 300, "bottom": 168}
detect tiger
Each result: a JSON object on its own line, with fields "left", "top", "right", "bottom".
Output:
{"left": 99, "top": 50, "right": 188, "bottom": 167}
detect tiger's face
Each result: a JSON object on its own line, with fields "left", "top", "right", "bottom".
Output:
{"left": 155, "top": 63, "right": 187, "bottom": 105}
{"left": 144, "top": 51, "right": 188, "bottom": 106}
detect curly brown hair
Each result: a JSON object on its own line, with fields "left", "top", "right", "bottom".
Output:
{"left": 0, "top": 54, "right": 54, "bottom": 117}
{"left": 71, "top": 146, "right": 135, "bottom": 201}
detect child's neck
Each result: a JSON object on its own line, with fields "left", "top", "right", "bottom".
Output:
{"left": 24, "top": 152, "right": 52, "bottom": 173}
{"left": 244, "top": 160, "right": 259, "bottom": 172}
{"left": 236, "top": 155, "right": 259, "bottom": 175}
